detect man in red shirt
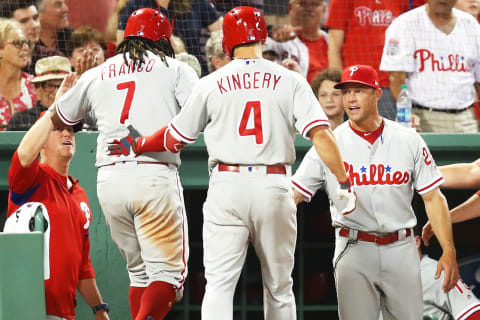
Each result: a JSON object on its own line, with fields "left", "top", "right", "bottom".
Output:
{"left": 7, "top": 80, "right": 109, "bottom": 320}
{"left": 326, "top": 0, "right": 410, "bottom": 121}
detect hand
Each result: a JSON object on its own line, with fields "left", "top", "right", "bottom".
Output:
{"left": 421, "top": 220, "right": 434, "bottom": 246}
{"left": 156, "top": 0, "right": 170, "bottom": 9}
{"left": 107, "top": 138, "right": 130, "bottom": 156}
{"left": 337, "top": 176, "right": 356, "bottom": 215}
{"left": 107, "top": 124, "right": 142, "bottom": 156}
{"left": 55, "top": 73, "right": 77, "bottom": 102}
{"left": 95, "top": 310, "right": 110, "bottom": 320}
{"left": 271, "top": 25, "right": 302, "bottom": 42}
{"left": 281, "top": 59, "right": 301, "bottom": 73}
{"left": 74, "top": 49, "right": 99, "bottom": 77}
{"left": 114, "top": 0, "right": 130, "bottom": 11}
{"left": 412, "top": 113, "right": 422, "bottom": 132}
{"left": 435, "top": 249, "right": 459, "bottom": 293}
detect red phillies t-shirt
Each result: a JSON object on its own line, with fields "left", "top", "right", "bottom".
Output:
{"left": 297, "top": 34, "right": 329, "bottom": 83}
{"left": 326, "top": 0, "right": 409, "bottom": 87}
{"left": 8, "top": 151, "right": 95, "bottom": 319}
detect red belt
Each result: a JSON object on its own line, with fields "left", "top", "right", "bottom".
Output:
{"left": 104, "top": 161, "right": 169, "bottom": 166}
{"left": 339, "top": 228, "right": 411, "bottom": 245}
{"left": 218, "top": 163, "right": 287, "bottom": 174}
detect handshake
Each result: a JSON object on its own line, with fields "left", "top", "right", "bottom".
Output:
{"left": 337, "top": 176, "right": 356, "bottom": 215}
{"left": 107, "top": 124, "right": 186, "bottom": 156}
{"left": 107, "top": 124, "right": 143, "bottom": 156}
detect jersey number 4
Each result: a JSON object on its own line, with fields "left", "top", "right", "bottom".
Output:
{"left": 239, "top": 101, "right": 263, "bottom": 144}
{"left": 117, "top": 81, "right": 136, "bottom": 124}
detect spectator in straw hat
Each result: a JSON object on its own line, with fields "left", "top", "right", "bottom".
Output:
{"left": 7, "top": 55, "right": 73, "bottom": 131}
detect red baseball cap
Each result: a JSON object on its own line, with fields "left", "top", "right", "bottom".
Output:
{"left": 334, "top": 65, "right": 380, "bottom": 89}
{"left": 38, "top": 110, "right": 83, "bottom": 132}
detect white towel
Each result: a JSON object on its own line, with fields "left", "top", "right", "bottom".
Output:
{"left": 3, "top": 202, "right": 51, "bottom": 280}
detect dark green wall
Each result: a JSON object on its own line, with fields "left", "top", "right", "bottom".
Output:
{"left": 0, "top": 132, "right": 479, "bottom": 320}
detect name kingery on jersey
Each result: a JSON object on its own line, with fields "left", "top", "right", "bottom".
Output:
{"left": 216, "top": 72, "right": 282, "bottom": 94}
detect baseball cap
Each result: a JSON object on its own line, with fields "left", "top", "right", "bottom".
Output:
{"left": 38, "top": 110, "right": 83, "bottom": 133}
{"left": 262, "top": 37, "right": 281, "bottom": 57}
{"left": 334, "top": 65, "right": 380, "bottom": 89}
{"left": 31, "top": 56, "right": 72, "bottom": 83}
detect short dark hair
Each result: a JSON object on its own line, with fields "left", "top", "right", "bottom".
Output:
{"left": 0, "top": 0, "right": 36, "bottom": 18}
{"left": 311, "top": 69, "right": 342, "bottom": 98}
{"left": 65, "top": 26, "right": 107, "bottom": 57}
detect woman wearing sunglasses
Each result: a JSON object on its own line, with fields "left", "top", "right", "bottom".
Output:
{"left": 0, "top": 18, "right": 36, "bottom": 130}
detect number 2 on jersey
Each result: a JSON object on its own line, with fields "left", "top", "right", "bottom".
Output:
{"left": 239, "top": 100, "right": 263, "bottom": 144}
{"left": 116, "top": 81, "right": 136, "bottom": 124}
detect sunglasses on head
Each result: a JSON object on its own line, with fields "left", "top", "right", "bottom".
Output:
{"left": 0, "top": 39, "right": 33, "bottom": 49}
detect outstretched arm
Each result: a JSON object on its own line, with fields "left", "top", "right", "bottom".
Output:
{"left": 16, "top": 109, "right": 55, "bottom": 167}
{"left": 309, "top": 125, "right": 356, "bottom": 214}
{"left": 17, "top": 74, "right": 77, "bottom": 167}
{"left": 309, "top": 125, "right": 347, "bottom": 182}
{"left": 450, "top": 192, "right": 480, "bottom": 223}
{"left": 422, "top": 187, "right": 459, "bottom": 293}
{"left": 440, "top": 161, "right": 480, "bottom": 189}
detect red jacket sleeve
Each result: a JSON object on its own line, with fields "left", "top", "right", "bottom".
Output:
{"left": 79, "top": 234, "right": 95, "bottom": 280}
{"left": 8, "top": 151, "right": 40, "bottom": 216}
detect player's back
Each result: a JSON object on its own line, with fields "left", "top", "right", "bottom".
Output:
{"left": 63, "top": 51, "right": 198, "bottom": 167}
{"left": 175, "top": 58, "right": 326, "bottom": 168}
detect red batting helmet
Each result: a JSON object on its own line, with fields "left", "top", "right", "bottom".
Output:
{"left": 124, "top": 8, "right": 172, "bottom": 41}
{"left": 222, "top": 6, "right": 267, "bottom": 58}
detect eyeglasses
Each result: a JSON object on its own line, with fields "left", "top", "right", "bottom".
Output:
{"left": 0, "top": 39, "right": 33, "bottom": 49}
{"left": 40, "top": 82, "right": 61, "bottom": 91}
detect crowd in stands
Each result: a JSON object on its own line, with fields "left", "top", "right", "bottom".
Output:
{"left": 0, "top": 0, "right": 479, "bottom": 132}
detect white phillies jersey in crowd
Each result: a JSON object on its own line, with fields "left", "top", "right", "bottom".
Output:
{"left": 169, "top": 58, "right": 330, "bottom": 169}
{"left": 422, "top": 255, "right": 480, "bottom": 320}
{"left": 380, "top": 6, "right": 480, "bottom": 110}
{"left": 292, "top": 119, "right": 444, "bottom": 233}
{"left": 263, "top": 37, "right": 310, "bottom": 78}
{"left": 56, "top": 52, "right": 199, "bottom": 167}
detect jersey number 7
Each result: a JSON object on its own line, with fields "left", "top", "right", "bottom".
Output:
{"left": 239, "top": 100, "right": 263, "bottom": 144}
{"left": 117, "top": 81, "right": 136, "bottom": 124}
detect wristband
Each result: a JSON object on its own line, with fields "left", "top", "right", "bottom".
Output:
{"left": 92, "top": 303, "right": 109, "bottom": 314}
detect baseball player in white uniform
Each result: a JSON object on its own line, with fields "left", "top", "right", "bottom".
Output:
{"left": 421, "top": 255, "right": 480, "bottom": 320}
{"left": 292, "top": 64, "right": 459, "bottom": 320}
{"left": 379, "top": 1, "right": 480, "bottom": 133}
{"left": 128, "top": 6, "right": 356, "bottom": 320}
{"left": 51, "top": 8, "right": 198, "bottom": 320}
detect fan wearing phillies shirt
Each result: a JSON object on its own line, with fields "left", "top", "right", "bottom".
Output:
{"left": 380, "top": 0, "right": 480, "bottom": 132}
{"left": 291, "top": 64, "right": 459, "bottom": 320}
{"left": 7, "top": 103, "right": 109, "bottom": 318}
{"left": 121, "top": 6, "right": 356, "bottom": 320}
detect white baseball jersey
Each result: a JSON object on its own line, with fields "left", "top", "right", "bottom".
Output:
{"left": 169, "top": 58, "right": 330, "bottom": 169}
{"left": 263, "top": 37, "right": 310, "bottom": 78}
{"left": 380, "top": 6, "right": 480, "bottom": 110}
{"left": 292, "top": 119, "right": 444, "bottom": 233}
{"left": 422, "top": 255, "right": 480, "bottom": 320}
{"left": 56, "top": 52, "right": 199, "bottom": 167}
